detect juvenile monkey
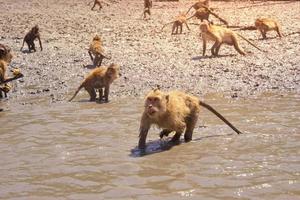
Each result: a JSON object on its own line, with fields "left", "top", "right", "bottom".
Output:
{"left": 186, "top": 0, "right": 210, "bottom": 15}
{"left": 255, "top": 18, "right": 282, "bottom": 39}
{"left": 161, "top": 13, "right": 190, "bottom": 34}
{"left": 200, "top": 20, "right": 263, "bottom": 56}
{"left": 88, "top": 0, "right": 103, "bottom": 10}
{"left": 20, "top": 25, "right": 42, "bottom": 52}
{"left": 142, "top": 0, "right": 152, "bottom": 20}
{"left": 69, "top": 63, "right": 120, "bottom": 102}
{"left": 88, "top": 35, "right": 110, "bottom": 67}
{"left": 138, "top": 89, "right": 242, "bottom": 149}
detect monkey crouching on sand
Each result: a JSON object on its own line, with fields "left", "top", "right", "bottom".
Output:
{"left": 69, "top": 63, "right": 120, "bottom": 102}
{"left": 20, "top": 25, "right": 42, "bottom": 52}
{"left": 138, "top": 89, "right": 243, "bottom": 149}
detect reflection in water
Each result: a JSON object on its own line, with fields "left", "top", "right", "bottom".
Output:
{"left": 0, "top": 93, "right": 299, "bottom": 199}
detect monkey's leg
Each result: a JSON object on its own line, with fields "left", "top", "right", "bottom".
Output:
{"left": 232, "top": 41, "right": 246, "bottom": 56}
{"left": 261, "top": 30, "right": 267, "bottom": 39}
{"left": 202, "top": 39, "right": 207, "bottom": 56}
{"left": 215, "top": 43, "right": 222, "bottom": 56}
{"left": 26, "top": 42, "right": 31, "bottom": 52}
{"left": 180, "top": 24, "right": 183, "bottom": 34}
{"left": 211, "top": 41, "right": 221, "bottom": 56}
{"left": 184, "top": 115, "right": 199, "bottom": 142}
{"left": 91, "top": 3, "right": 96, "bottom": 10}
{"left": 104, "top": 86, "right": 109, "bottom": 102}
{"left": 276, "top": 27, "right": 282, "bottom": 38}
{"left": 99, "top": 2, "right": 103, "bottom": 9}
{"left": 93, "top": 56, "right": 100, "bottom": 67}
{"left": 172, "top": 23, "right": 176, "bottom": 35}
{"left": 171, "top": 131, "right": 183, "bottom": 143}
{"left": 98, "top": 55, "right": 104, "bottom": 66}
{"left": 32, "top": 42, "right": 36, "bottom": 52}
{"left": 159, "top": 129, "right": 173, "bottom": 138}
{"left": 86, "top": 87, "right": 96, "bottom": 101}
{"left": 99, "top": 88, "right": 103, "bottom": 100}
{"left": 0, "top": 90, "right": 3, "bottom": 98}
{"left": 88, "top": 51, "right": 94, "bottom": 62}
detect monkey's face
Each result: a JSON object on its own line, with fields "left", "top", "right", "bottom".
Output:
{"left": 0, "top": 45, "right": 13, "bottom": 63}
{"left": 106, "top": 64, "right": 120, "bottom": 80}
{"left": 144, "top": 90, "right": 167, "bottom": 118}
{"left": 93, "top": 35, "right": 101, "bottom": 42}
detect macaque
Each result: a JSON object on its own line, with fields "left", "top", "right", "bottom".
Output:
{"left": 161, "top": 13, "right": 190, "bottom": 34}
{"left": 199, "top": 20, "right": 263, "bottom": 56}
{"left": 255, "top": 18, "right": 282, "bottom": 39}
{"left": 138, "top": 89, "right": 242, "bottom": 149}
{"left": 186, "top": 0, "right": 210, "bottom": 15}
{"left": 88, "top": 35, "right": 110, "bottom": 67}
{"left": 88, "top": 0, "right": 103, "bottom": 10}
{"left": 0, "top": 44, "right": 23, "bottom": 98}
{"left": 187, "top": 6, "right": 228, "bottom": 25}
{"left": 69, "top": 63, "right": 120, "bottom": 102}
{"left": 20, "top": 25, "right": 42, "bottom": 52}
{"left": 143, "top": 0, "right": 152, "bottom": 20}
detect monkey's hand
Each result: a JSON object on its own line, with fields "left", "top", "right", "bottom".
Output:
{"left": 12, "top": 69, "right": 24, "bottom": 78}
{"left": 0, "top": 84, "right": 11, "bottom": 93}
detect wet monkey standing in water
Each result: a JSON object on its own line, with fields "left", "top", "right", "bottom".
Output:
{"left": 160, "top": 13, "right": 190, "bottom": 34}
{"left": 20, "top": 25, "right": 42, "bottom": 52}
{"left": 200, "top": 20, "right": 263, "bottom": 56}
{"left": 0, "top": 44, "right": 13, "bottom": 98}
{"left": 138, "top": 89, "right": 242, "bottom": 149}
{"left": 88, "top": 0, "right": 103, "bottom": 10}
{"left": 255, "top": 18, "right": 282, "bottom": 39}
{"left": 143, "top": 0, "right": 152, "bottom": 20}
{"left": 69, "top": 63, "right": 120, "bottom": 102}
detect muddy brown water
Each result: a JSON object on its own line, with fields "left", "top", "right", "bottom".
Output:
{"left": 0, "top": 93, "right": 299, "bottom": 200}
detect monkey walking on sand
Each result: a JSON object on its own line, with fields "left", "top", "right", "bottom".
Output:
{"left": 160, "top": 13, "right": 191, "bottom": 35}
{"left": 199, "top": 20, "right": 264, "bottom": 56}
{"left": 20, "top": 25, "right": 42, "bottom": 52}
{"left": 138, "top": 89, "right": 243, "bottom": 149}
{"left": 255, "top": 18, "right": 282, "bottom": 39}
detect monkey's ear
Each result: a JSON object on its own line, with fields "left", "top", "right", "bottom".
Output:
{"left": 165, "top": 95, "right": 169, "bottom": 103}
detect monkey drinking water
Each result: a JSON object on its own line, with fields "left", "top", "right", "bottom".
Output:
{"left": 138, "top": 89, "right": 242, "bottom": 149}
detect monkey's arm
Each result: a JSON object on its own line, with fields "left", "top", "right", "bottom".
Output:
{"left": 138, "top": 116, "right": 151, "bottom": 149}
{"left": 37, "top": 35, "right": 43, "bottom": 51}
{"left": 0, "top": 73, "right": 24, "bottom": 84}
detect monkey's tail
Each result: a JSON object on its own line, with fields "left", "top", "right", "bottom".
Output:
{"left": 236, "top": 33, "right": 265, "bottom": 52}
{"left": 199, "top": 100, "right": 242, "bottom": 134}
{"left": 69, "top": 84, "right": 84, "bottom": 102}
{"left": 160, "top": 22, "right": 174, "bottom": 32}
{"left": 185, "top": 5, "right": 194, "bottom": 15}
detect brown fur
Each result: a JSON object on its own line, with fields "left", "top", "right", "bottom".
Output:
{"left": 69, "top": 63, "right": 120, "bottom": 102}
{"left": 89, "top": 0, "right": 103, "bottom": 10}
{"left": 20, "top": 25, "right": 42, "bottom": 52}
{"left": 0, "top": 44, "right": 13, "bottom": 98}
{"left": 255, "top": 18, "right": 282, "bottom": 39}
{"left": 200, "top": 20, "right": 246, "bottom": 56}
{"left": 88, "top": 35, "right": 110, "bottom": 67}
{"left": 186, "top": 0, "right": 210, "bottom": 15}
{"left": 143, "top": 0, "right": 152, "bottom": 20}
{"left": 161, "top": 13, "right": 190, "bottom": 34}
{"left": 138, "top": 89, "right": 242, "bottom": 149}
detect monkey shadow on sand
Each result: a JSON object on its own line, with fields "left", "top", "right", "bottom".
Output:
{"left": 130, "top": 133, "right": 234, "bottom": 157}
{"left": 191, "top": 54, "right": 235, "bottom": 61}
{"left": 21, "top": 50, "right": 34, "bottom": 54}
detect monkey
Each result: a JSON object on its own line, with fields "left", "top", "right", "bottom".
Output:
{"left": 142, "top": 0, "right": 152, "bottom": 20}
{"left": 138, "top": 89, "right": 242, "bottom": 149}
{"left": 88, "top": 0, "right": 103, "bottom": 10}
{"left": 187, "top": 6, "right": 228, "bottom": 26}
{"left": 88, "top": 35, "right": 110, "bottom": 67}
{"left": 186, "top": 0, "right": 210, "bottom": 15}
{"left": 160, "top": 13, "right": 190, "bottom": 34}
{"left": 0, "top": 44, "right": 13, "bottom": 98}
{"left": 69, "top": 63, "right": 120, "bottom": 102}
{"left": 255, "top": 18, "right": 282, "bottom": 39}
{"left": 20, "top": 25, "right": 42, "bottom": 52}
{"left": 199, "top": 20, "right": 264, "bottom": 57}
{"left": 0, "top": 44, "right": 23, "bottom": 98}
